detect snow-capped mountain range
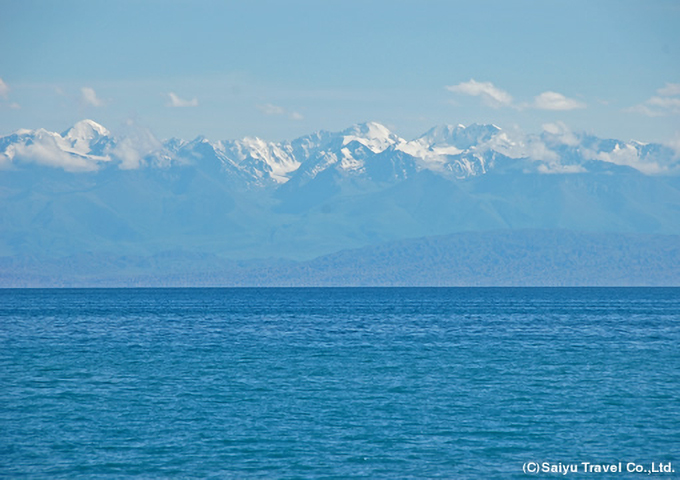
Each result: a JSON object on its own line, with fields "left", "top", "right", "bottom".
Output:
{"left": 1, "top": 119, "right": 680, "bottom": 264}
{"left": 1, "top": 119, "right": 677, "bottom": 183}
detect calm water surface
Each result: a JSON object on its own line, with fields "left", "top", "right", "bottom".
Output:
{"left": 1, "top": 288, "right": 679, "bottom": 478}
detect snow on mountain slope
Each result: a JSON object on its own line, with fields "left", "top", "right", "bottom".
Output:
{"left": 417, "top": 123, "right": 502, "bottom": 149}
{"left": 341, "top": 121, "right": 404, "bottom": 153}
{"left": 1, "top": 120, "right": 678, "bottom": 182}
{"left": 276, "top": 122, "right": 406, "bottom": 187}
{"left": 221, "top": 137, "right": 300, "bottom": 184}
{"left": 0, "top": 126, "right": 111, "bottom": 172}
{"left": 391, "top": 124, "right": 503, "bottom": 178}
{"left": 61, "top": 119, "right": 111, "bottom": 154}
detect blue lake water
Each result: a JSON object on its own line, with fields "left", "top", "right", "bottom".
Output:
{"left": 1, "top": 288, "right": 679, "bottom": 478}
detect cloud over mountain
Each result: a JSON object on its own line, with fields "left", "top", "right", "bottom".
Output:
{"left": 446, "top": 80, "right": 513, "bottom": 108}
{"left": 1, "top": 119, "right": 677, "bottom": 178}
{"left": 0, "top": 78, "right": 9, "bottom": 99}
{"left": 257, "top": 103, "right": 304, "bottom": 121}
{"left": 81, "top": 87, "right": 105, "bottom": 107}
{"left": 629, "top": 83, "right": 680, "bottom": 117}
{"left": 533, "top": 91, "right": 586, "bottom": 110}
{"left": 447, "top": 80, "right": 586, "bottom": 112}
{"left": 167, "top": 92, "right": 198, "bottom": 107}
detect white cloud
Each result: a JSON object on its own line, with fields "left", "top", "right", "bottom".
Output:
{"left": 446, "top": 79, "right": 513, "bottom": 108}
{"left": 628, "top": 83, "right": 680, "bottom": 116}
{"left": 583, "top": 143, "right": 665, "bottom": 175}
{"left": 647, "top": 96, "right": 680, "bottom": 112}
{"left": 109, "top": 139, "right": 146, "bottom": 170}
{"left": 0, "top": 78, "right": 9, "bottom": 98}
{"left": 657, "top": 83, "right": 680, "bottom": 97}
{"left": 484, "top": 128, "right": 560, "bottom": 163}
{"left": 533, "top": 91, "right": 586, "bottom": 111}
{"left": 13, "top": 133, "right": 102, "bottom": 172}
{"left": 664, "top": 132, "right": 680, "bottom": 158}
{"left": 526, "top": 141, "right": 560, "bottom": 163}
{"left": 81, "top": 87, "right": 105, "bottom": 107}
{"left": 484, "top": 125, "right": 588, "bottom": 174}
{"left": 9, "top": 102, "right": 21, "bottom": 110}
{"left": 256, "top": 103, "right": 303, "bottom": 121}
{"left": 627, "top": 104, "right": 659, "bottom": 117}
{"left": 541, "top": 122, "right": 580, "bottom": 146}
{"left": 629, "top": 98, "right": 680, "bottom": 117}
{"left": 257, "top": 103, "right": 285, "bottom": 115}
{"left": 108, "top": 121, "right": 162, "bottom": 170}
{"left": 167, "top": 92, "right": 198, "bottom": 107}
{"left": 491, "top": 134, "right": 587, "bottom": 174}
{"left": 446, "top": 80, "right": 587, "bottom": 112}
{"left": 6, "top": 120, "right": 163, "bottom": 172}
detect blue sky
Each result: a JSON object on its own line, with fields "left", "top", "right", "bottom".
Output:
{"left": 0, "top": 0, "right": 679, "bottom": 143}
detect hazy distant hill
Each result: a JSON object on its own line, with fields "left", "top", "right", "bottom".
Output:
{"left": 1, "top": 231, "right": 677, "bottom": 287}
{"left": 272, "top": 230, "right": 680, "bottom": 286}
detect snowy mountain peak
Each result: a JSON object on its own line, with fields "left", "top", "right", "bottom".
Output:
{"left": 225, "top": 136, "right": 300, "bottom": 184}
{"left": 59, "top": 119, "right": 112, "bottom": 156}
{"left": 238, "top": 136, "right": 268, "bottom": 149}
{"left": 187, "top": 135, "right": 210, "bottom": 145}
{"left": 418, "top": 123, "right": 501, "bottom": 149}
{"left": 342, "top": 121, "right": 392, "bottom": 137}
{"left": 341, "top": 121, "right": 403, "bottom": 153}
{"left": 2, "top": 119, "right": 679, "bottom": 179}
{"left": 62, "top": 119, "right": 110, "bottom": 140}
